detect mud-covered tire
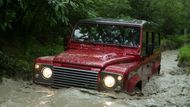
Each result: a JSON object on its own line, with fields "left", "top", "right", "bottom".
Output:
{"left": 130, "top": 87, "right": 144, "bottom": 96}
{"left": 134, "top": 87, "right": 144, "bottom": 96}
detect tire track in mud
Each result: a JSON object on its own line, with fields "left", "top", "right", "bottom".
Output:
{"left": 0, "top": 50, "right": 190, "bottom": 107}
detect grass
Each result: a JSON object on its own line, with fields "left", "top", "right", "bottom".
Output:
{"left": 178, "top": 45, "right": 190, "bottom": 65}
{"left": 178, "top": 44, "right": 190, "bottom": 74}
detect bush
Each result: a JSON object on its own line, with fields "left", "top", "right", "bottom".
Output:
{"left": 178, "top": 44, "right": 190, "bottom": 74}
{"left": 178, "top": 44, "right": 190, "bottom": 67}
{"left": 0, "top": 50, "right": 31, "bottom": 80}
{"left": 0, "top": 35, "right": 65, "bottom": 80}
{"left": 161, "top": 38, "right": 177, "bottom": 51}
{"left": 161, "top": 35, "right": 189, "bottom": 51}
{"left": 172, "top": 35, "right": 189, "bottom": 45}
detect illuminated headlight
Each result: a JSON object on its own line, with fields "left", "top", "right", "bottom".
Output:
{"left": 117, "top": 76, "right": 122, "bottom": 81}
{"left": 41, "top": 67, "right": 52, "bottom": 79}
{"left": 103, "top": 75, "right": 116, "bottom": 88}
{"left": 35, "top": 64, "right": 40, "bottom": 69}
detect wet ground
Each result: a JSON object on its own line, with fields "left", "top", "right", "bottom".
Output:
{"left": 0, "top": 50, "right": 190, "bottom": 107}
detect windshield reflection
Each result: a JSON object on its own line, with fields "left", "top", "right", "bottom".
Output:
{"left": 73, "top": 23, "right": 140, "bottom": 47}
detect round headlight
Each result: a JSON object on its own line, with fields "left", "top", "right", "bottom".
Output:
{"left": 41, "top": 67, "right": 52, "bottom": 79}
{"left": 117, "top": 76, "right": 122, "bottom": 81}
{"left": 103, "top": 75, "right": 116, "bottom": 88}
{"left": 35, "top": 64, "right": 40, "bottom": 69}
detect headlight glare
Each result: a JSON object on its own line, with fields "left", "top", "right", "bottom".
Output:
{"left": 35, "top": 64, "right": 40, "bottom": 69}
{"left": 117, "top": 76, "right": 122, "bottom": 81}
{"left": 41, "top": 67, "right": 52, "bottom": 79}
{"left": 103, "top": 75, "right": 116, "bottom": 88}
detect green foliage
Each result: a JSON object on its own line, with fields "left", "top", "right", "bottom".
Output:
{"left": 24, "top": 36, "right": 64, "bottom": 61}
{"left": 128, "top": 0, "right": 153, "bottom": 20}
{"left": 161, "top": 35, "right": 189, "bottom": 51}
{"left": 161, "top": 39, "right": 177, "bottom": 51}
{"left": 129, "top": 0, "right": 187, "bottom": 34}
{"left": 0, "top": 50, "right": 31, "bottom": 80}
{"left": 0, "top": 0, "right": 93, "bottom": 32}
{"left": 1, "top": 0, "right": 190, "bottom": 35}
{"left": 151, "top": 0, "right": 185, "bottom": 34}
{"left": 181, "top": 0, "right": 190, "bottom": 31}
{"left": 0, "top": 34, "right": 64, "bottom": 80}
{"left": 178, "top": 44, "right": 190, "bottom": 68}
{"left": 92, "top": 0, "right": 131, "bottom": 18}
{"left": 179, "top": 45, "right": 190, "bottom": 62}
{"left": 173, "top": 35, "right": 189, "bottom": 44}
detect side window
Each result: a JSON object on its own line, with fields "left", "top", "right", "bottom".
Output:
{"left": 154, "top": 33, "right": 161, "bottom": 49}
{"left": 148, "top": 32, "right": 153, "bottom": 54}
{"left": 142, "top": 31, "right": 154, "bottom": 56}
{"left": 142, "top": 31, "right": 146, "bottom": 55}
{"left": 142, "top": 31, "right": 151, "bottom": 55}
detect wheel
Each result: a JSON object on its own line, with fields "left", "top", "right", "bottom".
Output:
{"left": 130, "top": 87, "right": 144, "bottom": 96}
{"left": 134, "top": 87, "right": 144, "bottom": 96}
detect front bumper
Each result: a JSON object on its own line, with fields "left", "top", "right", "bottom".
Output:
{"left": 33, "top": 64, "right": 123, "bottom": 91}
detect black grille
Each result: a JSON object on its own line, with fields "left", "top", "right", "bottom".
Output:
{"left": 52, "top": 66, "right": 98, "bottom": 89}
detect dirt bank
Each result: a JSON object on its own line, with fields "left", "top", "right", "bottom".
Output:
{"left": 0, "top": 50, "right": 190, "bottom": 107}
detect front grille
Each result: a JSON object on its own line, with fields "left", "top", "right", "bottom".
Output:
{"left": 52, "top": 66, "right": 98, "bottom": 89}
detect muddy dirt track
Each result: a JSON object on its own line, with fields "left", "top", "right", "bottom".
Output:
{"left": 0, "top": 50, "right": 190, "bottom": 107}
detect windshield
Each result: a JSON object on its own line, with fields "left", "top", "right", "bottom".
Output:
{"left": 73, "top": 23, "right": 140, "bottom": 47}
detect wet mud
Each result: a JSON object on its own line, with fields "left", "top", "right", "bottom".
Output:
{"left": 0, "top": 50, "right": 190, "bottom": 107}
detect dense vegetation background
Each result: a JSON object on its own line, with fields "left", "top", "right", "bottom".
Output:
{"left": 0, "top": 0, "right": 190, "bottom": 80}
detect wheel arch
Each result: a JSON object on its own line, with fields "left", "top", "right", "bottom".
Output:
{"left": 135, "top": 80, "right": 142, "bottom": 91}
{"left": 126, "top": 74, "right": 142, "bottom": 93}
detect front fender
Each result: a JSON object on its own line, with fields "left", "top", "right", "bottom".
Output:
{"left": 126, "top": 75, "right": 141, "bottom": 93}
{"left": 34, "top": 56, "right": 55, "bottom": 65}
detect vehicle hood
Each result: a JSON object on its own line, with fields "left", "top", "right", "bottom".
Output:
{"left": 53, "top": 49, "right": 137, "bottom": 68}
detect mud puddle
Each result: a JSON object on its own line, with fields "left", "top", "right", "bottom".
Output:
{"left": 0, "top": 50, "right": 190, "bottom": 107}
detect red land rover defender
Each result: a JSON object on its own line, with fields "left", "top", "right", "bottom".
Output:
{"left": 33, "top": 18, "right": 161, "bottom": 94}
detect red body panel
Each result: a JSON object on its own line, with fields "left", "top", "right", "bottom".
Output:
{"left": 127, "top": 75, "right": 141, "bottom": 92}
{"left": 53, "top": 49, "right": 139, "bottom": 68}
{"left": 35, "top": 56, "right": 54, "bottom": 65}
